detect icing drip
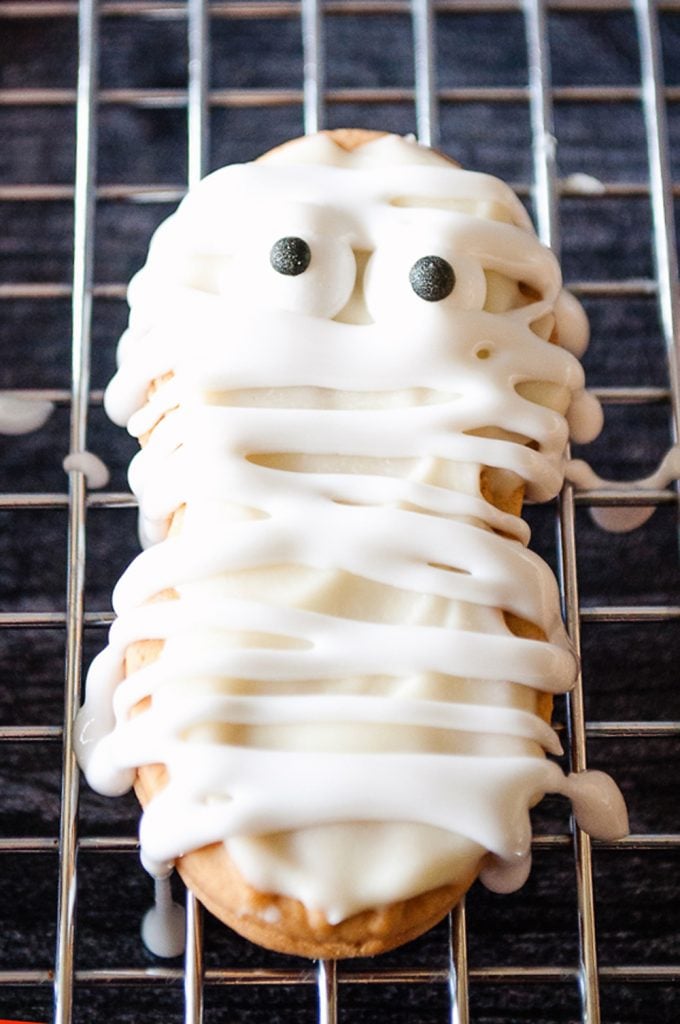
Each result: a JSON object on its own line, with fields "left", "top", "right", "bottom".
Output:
{"left": 75, "top": 133, "right": 627, "bottom": 922}
{"left": 141, "top": 874, "right": 186, "bottom": 958}
{"left": 63, "top": 450, "right": 111, "bottom": 489}
{"left": 561, "top": 173, "right": 606, "bottom": 196}
{"left": 567, "top": 444, "right": 680, "bottom": 532}
{"left": 480, "top": 768, "right": 628, "bottom": 894}
{"left": 0, "top": 394, "right": 54, "bottom": 435}
{"left": 562, "top": 769, "right": 629, "bottom": 840}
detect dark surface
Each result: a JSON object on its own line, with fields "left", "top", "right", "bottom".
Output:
{"left": 1, "top": 5, "right": 680, "bottom": 1024}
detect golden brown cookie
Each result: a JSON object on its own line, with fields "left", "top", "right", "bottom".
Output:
{"left": 115, "top": 130, "right": 569, "bottom": 957}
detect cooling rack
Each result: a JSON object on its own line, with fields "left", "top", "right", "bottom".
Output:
{"left": 1, "top": 1, "right": 679, "bottom": 1022}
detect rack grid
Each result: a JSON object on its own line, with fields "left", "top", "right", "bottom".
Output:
{"left": 1, "top": 1, "right": 679, "bottom": 1022}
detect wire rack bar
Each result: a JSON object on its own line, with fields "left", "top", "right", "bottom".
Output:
{"left": 302, "top": 6, "right": 330, "bottom": 1020}
{"left": 417, "top": 1, "right": 466, "bottom": 1016}
{"left": 0, "top": 279, "right": 664, "bottom": 302}
{"left": 566, "top": 545, "right": 615, "bottom": 1024}
{"left": 52, "top": 0, "right": 97, "bottom": 1020}
{"left": 2, "top": 832, "right": 679, "bottom": 855}
{"left": 411, "top": 0, "right": 439, "bottom": 147}
{"left": 0, "top": 725, "right": 63, "bottom": 740}
{"left": 0, "top": 612, "right": 112, "bottom": 628}
{"left": 633, "top": 0, "right": 680, "bottom": 559}
{"left": 187, "top": 0, "right": 210, "bottom": 189}
{"left": 182, "top": 8, "right": 210, "bottom": 1019}
{"left": 580, "top": 605, "right": 680, "bottom": 620}
{"left": 5, "top": 962, "right": 680, "bottom": 989}
{"left": 646, "top": 0, "right": 680, "bottom": 442}
{"left": 3, "top": 487, "right": 677, "bottom": 511}
{"left": 317, "top": 959, "right": 338, "bottom": 1024}
{"left": 0, "top": 284, "right": 129, "bottom": 298}
{"left": 4, "top": 1, "right": 680, "bottom": 18}
{"left": 592, "top": 386, "right": 671, "bottom": 402}
{"left": 6, "top": 180, "right": 680, "bottom": 202}
{"left": 9, "top": 84, "right": 680, "bottom": 108}
{"left": 0, "top": 183, "right": 186, "bottom": 200}
{"left": 3, "top": 604, "right": 678, "bottom": 629}
{"left": 78, "top": 836, "right": 138, "bottom": 851}
{"left": 569, "top": 280, "right": 658, "bottom": 295}
{"left": 301, "top": 0, "right": 325, "bottom": 133}
{"left": 594, "top": 833, "right": 680, "bottom": 848}
{"left": 4, "top": 718, "right": 677, "bottom": 744}
{"left": 4, "top": 603, "right": 680, "bottom": 630}
{"left": 586, "top": 721, "right": 680, "bottom": 736}
{"left": 0, "top": 493, "right": 137, "bottom": 509}
{"left": 1, "top": 385, "right": 673, "bottom": 407}
{"left": 183, "top": 893, "right": 204, "bottom": 1024}
{"left": 573, "top": 489, "right": 676, "bottom": 505}
{"left": 449, "top": 901, "right": 469, "bottom": 1024}
{"left": 0, "top": 838, "right": 61, "bottom": 852}
{"left": 0, "top": 389, "right": 104, "bottom": 403}
{"left": 524, "top": 2, "right": 602, "bottom": 1021}
{"left": 525, "top": 1, "right": 559, "bottom": 246}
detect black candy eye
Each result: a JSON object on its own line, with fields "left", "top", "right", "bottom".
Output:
{"left": 270, "top": 236, "right": 312, "bottom": 277}
{"left": 409, "top": 255, "right": 456, "bottom": 302}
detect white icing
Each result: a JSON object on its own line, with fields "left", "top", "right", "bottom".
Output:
{"left": 561, "top": 173, "right": 606, "bottom": 196}
{"left": 141, "top": 875, "right": 186, "bottom": 958}
{"left": 63, "top": 450, "right": 111, "bottom": 489}
{"left": 0, "top": 394, "right": 54, "bottom": 435}
{"left": 75, "top": 133, "right": 627, "bottom": 924}
{"left": 563, "top": 769, "right": 629, "bottom": 841}
{"left": 259, "top": 903, "right": 282, "bottom": 925}
{"left": 567, "top": 444, "right": 680, "bottom": 532}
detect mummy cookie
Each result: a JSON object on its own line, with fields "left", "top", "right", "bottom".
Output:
{"left": 76, "top": 129, "right": 628, "bottom": 959}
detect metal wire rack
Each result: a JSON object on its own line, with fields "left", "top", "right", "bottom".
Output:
{"left": 1, "top": 1, "right": 679, "bottom": 1022}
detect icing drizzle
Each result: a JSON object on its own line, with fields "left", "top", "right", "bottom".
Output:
{"left": 75, "top": 133, "right": 627, "bottom": 923}
{"left": 141, "top": 875, "right": 186, "bottom": 958}
{"left": 0, "top": 394, "right": 54, "bottom": 435}
{"left": 567, "top": 445, "right": 680, "bottom": 532}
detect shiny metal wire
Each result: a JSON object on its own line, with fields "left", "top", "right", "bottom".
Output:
{"left": 185, "top": 7, "right": 210, "bottom": 1022}
{"left": 412, "top": 0, "right": 439, "bottom": 147}
{"left": 524, "top": 2, "right": 602, "bottom": 1020}
{"left": 302, "top": 0, "right": 325, "bottom": 132}
{"left": 52, "top": 0, "right": 99, "bottom": 1021}
{"left": 1, "top": 0, "right": 679, "bottom": 1021}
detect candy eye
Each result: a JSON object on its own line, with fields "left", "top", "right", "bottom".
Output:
{"left": 409, "top": 255, "right": 456, "bottom": 302}
{"left": 364, "top": 247, "right": 485, "bottom": 322}
{"left": 270, "top": 236, "right": 311, "bottom": 277}
{"left": 221, "top": 224, "right": 355, "bottom": 318}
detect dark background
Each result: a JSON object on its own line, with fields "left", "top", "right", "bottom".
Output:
{"left": 1, "top": 3, "right": 679, "bottom": 1022}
